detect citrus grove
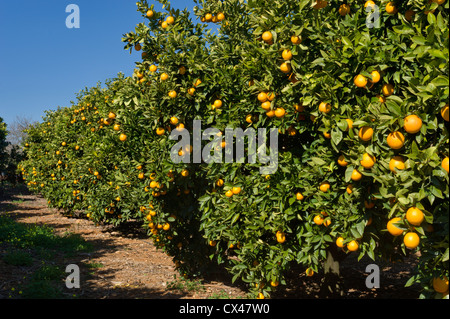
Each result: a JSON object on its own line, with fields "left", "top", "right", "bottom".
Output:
{"left": 18, "top": 0, "right": 448, "bottom": 298}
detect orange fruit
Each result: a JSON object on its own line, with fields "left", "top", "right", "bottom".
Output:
{"left": 382, "top": 83, "right": 394, "bottom": 96}
{"left": 346, "top": 184, "right": 354, "bottom": 194}
{"left": 160, "top": 73, "right": 169, "bottom": 81}
{"left": 261, "top": 101, "right": 271, "bottom": 111}
{"left": 432, "top": 277, "right": 449, "bottom": 294}
{"left": 262, "top": 31, "right": 273, "bottom": 43}
{"left": 319, "top": 102, "right": 331, "bottom": 113}
{"left": 441, "top": 104, "right": 449, "bottom": 122}
{"left": 358, "top": 126, "right": 373, "bottom": 141}
{"left": 442, "top": 157, "right": 449, "bottom": 173}
{"left": 351, "top": 169, "right": 363, "bottom": 181}
{"left": 313, "top": 0, "right": 328, "bottom": 9}
{"left": 389, "top": 156, "right": 406, "bottom": 173}
{"left": 216, "top": 179, "right": 224, "bottom": 187}
{"left": 354, "top": 74, "right": 367, "bottom": 88}
{"left": 146, "top": 10, "right": 154, "bottom": 18}
{"left": 360, "top": 153, "right": 376, "bottom": 169}
{"left": 387, "top": 131, "right": 405, "bottom": 149}
{"left": 403, "top": 232, "right": 420, "bottom": 249}
{"left": 170, "top": 117, "right": 179, "bottom": 125}
{"left": 156, "top": 127, "right": 165, "bottom": 135}
{"left": 258, "top": 92, "right": 268, "bottom": 103}
{"left": 296, "top": 192, "right": 304, "bottom": 200}
{"left": 266, "top": 110, "right": 275, "bottom": 118}
{"left": 404, "top": 10, "right": 415, "bottom": 21}
{"left": 387, "top": 217, "right": 403, "bottom": 236}
{"left": 280, "top": 62, "right": 291, "bottom": 73}
{"left": 282, "top": 49, "right": 293, "bottom": 60}
{"left": 345, "top": 119, "right": 353, "bottom": 131}
{"left": 119, "top": 133, "right": 127, "bottom": 142}
{"left": 217, "top": 12, "right": 225, "bottom": 21}
{"left": 406, "top": 207, "right": 424, "bottom": 226}
{"left": 276, "top": 231, "right": 286, "bottom": 243}
{"left": 347, "top": 240, "right": 359, "bottom": 252}
{"left": 257, "top": 293, "right": 265, "bottom": 299}
{"left": 313, "top": 215, "right": 324, "bottom": 225}
{"left": 166, "top": 16, "right": 175, "bottom": 25}
{"left": 385, "top": 2, "right": 398, "bottom": 14}
{"left": 213, "top": 99, "right": 223, "bottom": 109}
{"left": 337, "top": 154, "right": 349, "bottom": 167}
{"left": 149, "top": 64, "right": 157, "bottom": 72}
{"left": 291, "top": 35, "right": 302, "bottom": 44}
{"left": 181, "top": 169, "right": 189, "bottom": 177}
{"left": 232, "top": 186, "right": 241, "bottom": 194}
{"left": 319, "top": 182, "right": 330, "bottom": 192}
{"left": 274, "top": 108, "right": 286, "bottom": 118}
{"left": 225, "top": 190, "right": 233, "bottom": 197}
{"left": 338, "top": 3, "right": 350, "bottom": 16}
{"left": 168, "top": 90, "right": 177, "bottom": 98}
{"left": 161, "top": 21, "right": 168, "bottom": 29}
{"left": 336, "top": 237, "right": 345, "bottom": 248}
{"left": 370, "top": 70, "right": 381, "bottom": 83}
{"left": 179, "top": 66, "right": 186, "bottom": 75}
{"left": 364, "top": 1, "right": 375, "bottom": 8}
{"left": 305, "top": 268, "right": 314, "bottom": 277}
{"left": 188, "top": 87, "right": 195, "bottom": 96}
{"left": 108, "top": 112, "right": 116, "bottom": 119}
{"left": 209, "top": 240, "right": 217, "bottom": 247}
{"left": 403, "top": 115, "right": 422, "bottom": 134}
{"left": 194, "top": 79, "right": 202, "bottom": 87}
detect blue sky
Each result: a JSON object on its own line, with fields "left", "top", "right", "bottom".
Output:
{"left": 0, "top": 0, "right": 197, "bottom": 128}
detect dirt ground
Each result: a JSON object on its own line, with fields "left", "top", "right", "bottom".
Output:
{"left": 0, "top": 185, "right": 421, "bottom": 299}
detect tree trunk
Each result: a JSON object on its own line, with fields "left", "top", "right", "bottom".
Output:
{"left": 319, "top": 245, "right": 347, "bottom": 298}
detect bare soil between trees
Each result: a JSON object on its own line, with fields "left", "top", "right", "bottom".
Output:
{"left": 0, "top": 185, "right": 421, "bottom": 299}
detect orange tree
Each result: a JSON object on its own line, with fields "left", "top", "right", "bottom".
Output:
{"left": 20, "top": 0, "right": 448, "bottom": 298}
{"left": 0, "top": 117, "right": 8, "bottom": 177}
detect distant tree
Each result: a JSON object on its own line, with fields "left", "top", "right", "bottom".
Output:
{"left": 6, "top": 115, "right": 35, "bottom": 146}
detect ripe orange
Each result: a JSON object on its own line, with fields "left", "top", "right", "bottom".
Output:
{"left": 274, "top": 108, "right": 286, "bottom": 118}
{"left": 209, "top": 240, "right": 217, "bottom": 247}
{"left": 432, "top": 277, "right": 449, "bottom": 294}
{"left": 261, "top": 101, "right": 271, "bottom": 110}
{"left": 442, "top": 157, "right": 449, "bottom": 173}
{"left": 345, "top": 119, "right": 353, "bottom": 131}
{"left": 194, "top": 78, "right": 202, "bottom": 87}
{"left": 347, "top": 240, "right": 359, "bottom": 252}
{"left": 160, "top": 73, "right": 169, "bottom": 81}
{"left": 385, "top": 2, "right": 398, "bottom": 14}
{"left": 358, "top": 126, "right": 373, "bottom": 141}
{"left": 225, "top": 190, "right": 233, "bottom": 197}
{"left": 337, "top": 154, "right": 349, "bottom": 167}
{"left": 319, "top": 102, "right": 331, "bottom": 113}
{"left": 258, "top": 92, "right": 268, "bottom": 103}
{"left": 170, "top": 117, "right": 179, "bottom": 125}
{"left": 216, "top": 179, "right": 224, "bottom": 187}
{"left": 161, "top": 21, "right": 168, "bottom": 29}
{"left": 214, "top": 99, "right": 223, "bottom": 109}
{"left": 406, "top": 207, "right": 424, "bottom": 226}
{"left": 282, "top": 49, "right": 293, "bottom": 60}
{"left": 441, "top": 104, "right": 449, "bottom": 121}
{"left": 262, "top": 31, "right": 273, "bottom": 43}
{"left": 296, "top": 192, "right": 304, "bottom": 200}
{"left": 370, "top": 70, "right": 381, "bottom": 83}
{"left": 389, "top": 156, "right": 406, "bottom": 173}
{"left": 387, "top": 217, "right": 403, "bottom": 236}
{"left": 232, "top": 186, "right": 241, "bottom": 195}
{"left": 351, "top": 169, "right": 362, "bottom": 181}
{"left": 266, "top": 110, "right": 275, "bottom": 118}
{"left": 188, "top": 87, "right": 195, "bottom": 96}
{"left": 346, "top": 184, "right": 354, "bottom": 194}
{"left": 319, "top": 182, "right": 330, "bottom": 192}
{"left": 168, "top": 90, "right": 177, "bottom": 98}
{"left": 354, "top": 74, "right": 367, "bottom": 88}
{"left": 382, "top": 83, "right": 394, "bottom": 96}
{"left": 119, "top": 133, "right": 127, "bottom": 142}
{"left": 156, "top": 127, "right": 165, "bottom": 135}
{"left": 364, "top": 0, "right": 375, "bottom": 8}
{"left": 313, "top": 0, "right": 328, "bottom": 9}
{"left": 360, "top": 153, "right": 376, "bottom": 169}
{"left": 217, "top": 12, "right": 225, "bottom": 21}
{"left": 276, "top": 231, "right": 286, "bottom": 243}
{"left": 291, "top": 35, "right": 302, "bottom": 44}
{"left": 181, "top": 169, "right": 189, "bottom": 177}
{"left": 313, "top": 215, "right": 324, "bottom": 225}
{"left": 336, "top": 237, "right": 345, "bottom": 248}
{"left": 403, "top": 115, "right": 422, "bottom": 134}
{"left": 280, "top": 62, "right": 291, "bottom": 73}
{"left": 387, "top": 131, "right": 405, "bottom": 149}
{"left": 166, "top": 16, "right": 175, "bottom": 25}
{"left": 257, "top": 293, "right": 265, "bottom": 299}
{"left": 338, "top": 4, "right": 350, "bottom": 16}
{"left": 108, "top": 112, "right": 116, "bottom": 120}
{"left": 403, "top": 232, "right": 420, "bottom": 249}
{"left": 146, "top": 10, "right": 154, "bottom": 18}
